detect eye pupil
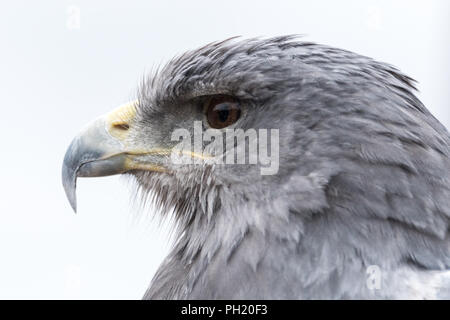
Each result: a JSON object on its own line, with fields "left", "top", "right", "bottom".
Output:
{"left": 206, "top": 96, "right": 241, "bottom": 129}
{"left": 217, "top": 106, "right": 230, "bottom": 123}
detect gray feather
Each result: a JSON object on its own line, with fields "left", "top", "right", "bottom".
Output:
{"left": 127, "top": 36, "right": 450, "bottom": 299}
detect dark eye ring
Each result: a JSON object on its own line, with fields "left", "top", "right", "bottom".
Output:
{"left": 205, "top": 95, "right": 241, "bottom": 129}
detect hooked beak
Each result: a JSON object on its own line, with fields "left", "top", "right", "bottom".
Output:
{"left": 62, "top": 101, "right": 166, "bottom": 213}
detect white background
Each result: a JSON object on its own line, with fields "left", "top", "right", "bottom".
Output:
{"left": 0, "top": 0, "right": 449, "bottom": 299}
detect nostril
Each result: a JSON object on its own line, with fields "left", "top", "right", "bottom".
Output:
{"left": 113, "top": 123, "right": 130, "bottom": 131}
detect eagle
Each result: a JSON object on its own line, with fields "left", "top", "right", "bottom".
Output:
{"left": 62, "top": 36, "right": 450, "bottom": 299}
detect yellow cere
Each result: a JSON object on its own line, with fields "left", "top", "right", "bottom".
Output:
{"left": 106, "top": 100, "right": 138, "bottom": 140}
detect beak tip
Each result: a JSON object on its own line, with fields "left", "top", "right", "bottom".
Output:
{"left": 69, "top": 195, "right": 78, "bottom": 214}
{"left": 62, "top": 154, "right": 78, "bottom": 214}
{"left": 63, "top": 177, "right": 78, "bottom": 214}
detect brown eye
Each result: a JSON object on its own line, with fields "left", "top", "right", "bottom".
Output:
{"left": 206, "top": 96, "right": 241, "bottom": 129}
